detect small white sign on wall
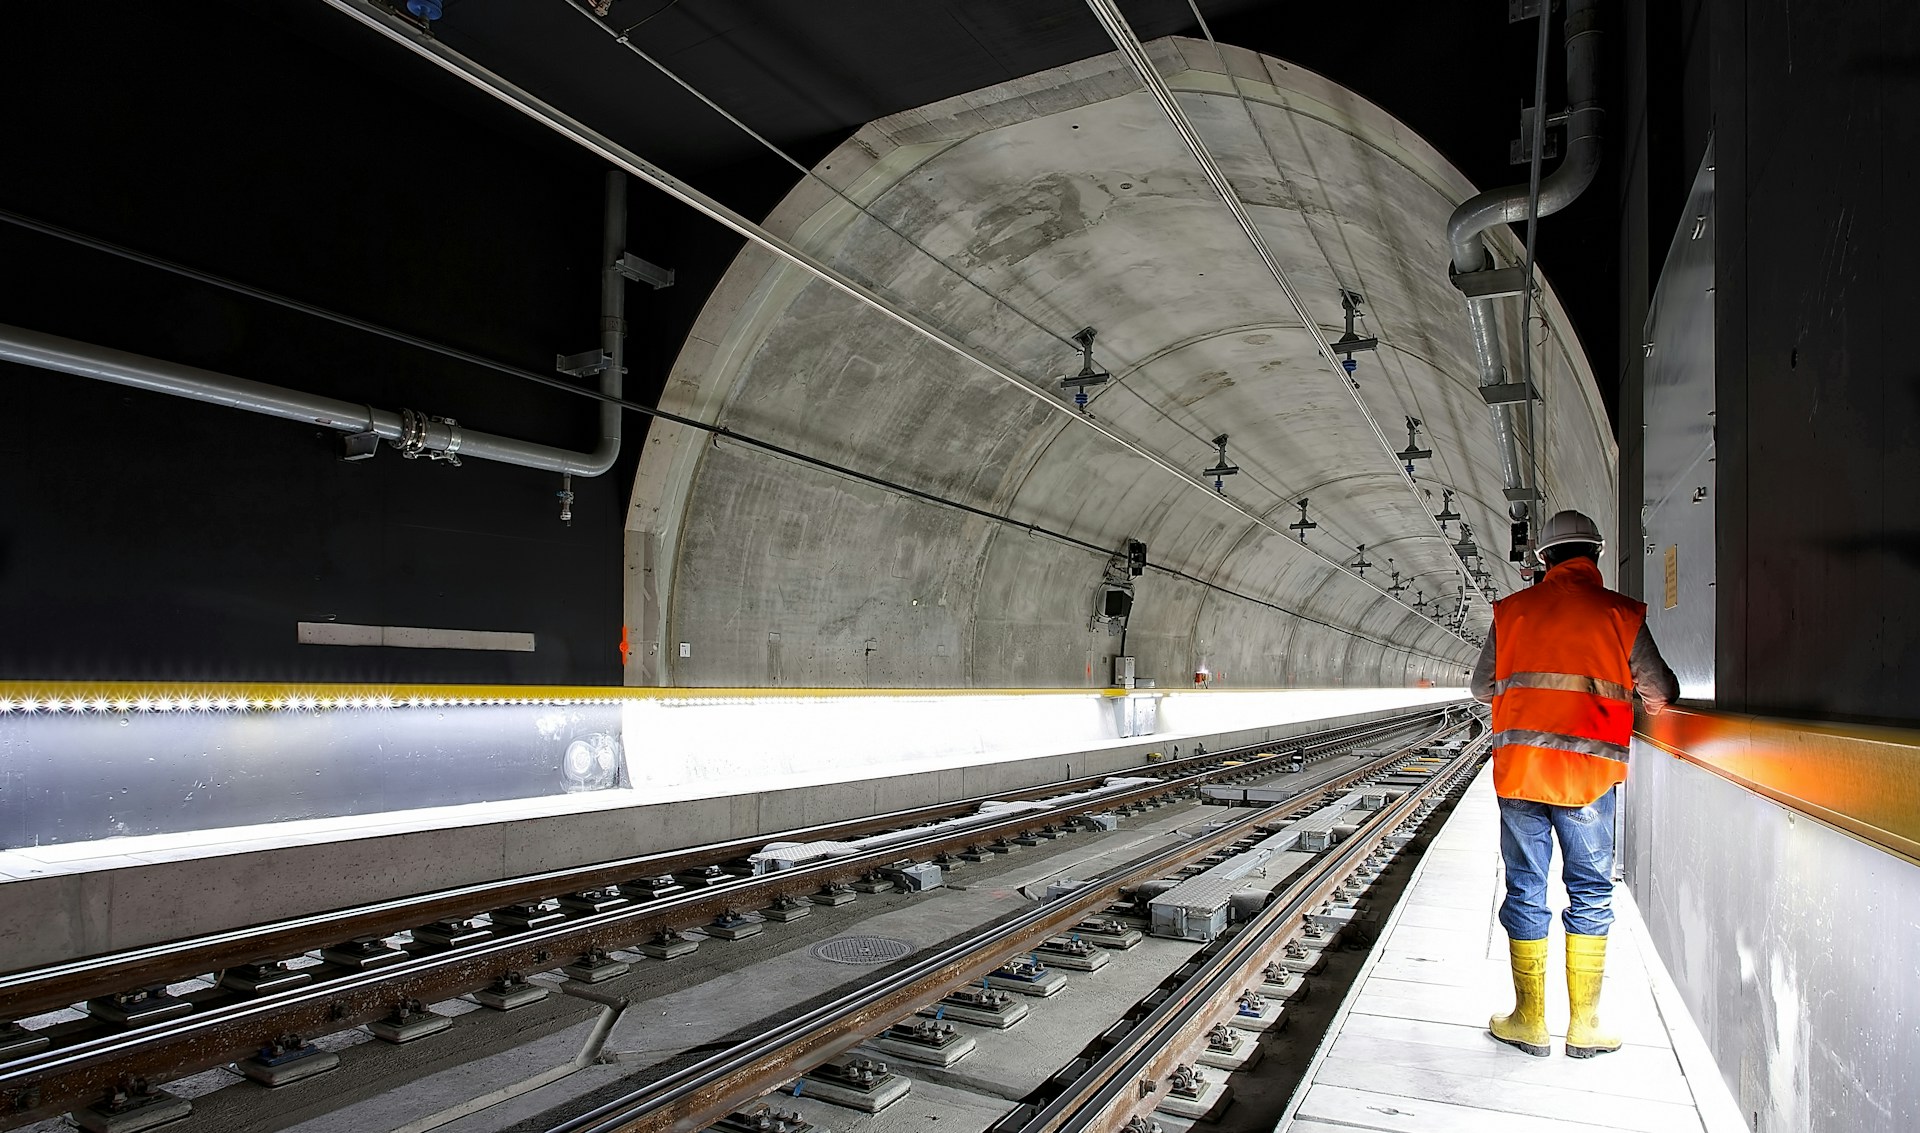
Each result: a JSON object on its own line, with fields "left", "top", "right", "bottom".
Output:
{"left": 678, "top": 642, "right": 691, "bottom": 658}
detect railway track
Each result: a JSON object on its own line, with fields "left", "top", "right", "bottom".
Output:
{"left": 1030, "top": 733, "right": 1487, "bottom": 1133}
{"left": 537, "top": 715, "right": 1483, "bottom": 1133}
{"left": 0, "top": 706, "right": 1463, "bottom": 1128}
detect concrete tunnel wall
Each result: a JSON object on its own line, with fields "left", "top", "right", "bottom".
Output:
{"left": 626, "top": 38, "right": 1617, "bottom": 690}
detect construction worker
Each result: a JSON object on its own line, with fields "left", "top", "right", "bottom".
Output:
{"left": 1470, "top": 509, "right": 1679, "bottom": 1059}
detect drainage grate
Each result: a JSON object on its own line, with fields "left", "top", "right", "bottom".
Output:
{"left": 812, "top": 936, "right": 914, "bottom": 965}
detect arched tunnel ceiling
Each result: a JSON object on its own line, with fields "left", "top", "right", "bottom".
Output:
{"left": 627, "top": 38, "right": 1615, "bottom": 689}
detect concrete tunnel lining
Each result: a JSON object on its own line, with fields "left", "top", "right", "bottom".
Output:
{"left": 626, "top": 37, "right": 1616, "bottom": 689}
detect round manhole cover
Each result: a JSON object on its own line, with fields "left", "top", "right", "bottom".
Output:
{"left": 813, "top": 935, "right": 913, "bottom": 965}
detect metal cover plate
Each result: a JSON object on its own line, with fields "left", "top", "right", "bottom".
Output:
{"left": 813, "top": 936, "right": 914, "bottom": 965}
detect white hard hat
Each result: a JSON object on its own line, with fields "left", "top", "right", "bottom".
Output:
{"left": 1535, "top": 509, "right": 1605, "bottom": 554}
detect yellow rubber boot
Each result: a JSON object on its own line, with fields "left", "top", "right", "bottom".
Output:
{"left": 1565, "top": 932, "right": 1622, "bottom": 1058}
{"left": 1488, "top": 936, "right": 1551, "bottom": 1056}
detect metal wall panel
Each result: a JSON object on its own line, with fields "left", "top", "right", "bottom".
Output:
{"left": 1625, "top": 741, "right": 1920, "bottom": 1132}
{"left": 0, "top": 704, "right": 625, "bottom": 847}
{"left": 1639, "top": 142, "right": 1718, "bottom": 695}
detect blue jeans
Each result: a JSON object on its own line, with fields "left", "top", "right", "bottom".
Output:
{"left": 1497, "top": 788, "right": 1616, "bottom": 940}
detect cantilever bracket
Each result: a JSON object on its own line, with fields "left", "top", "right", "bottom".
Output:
{"left": 556, "top": 349, "right": 613, "bottom": 378}
{"left": 614, "top": 252, "right": 675, "bottom": 290}
{"left": 1449, "top": 265, "right": 1530, "bottom": 300}
{"left": 1478, "top": 381, "right": 1542, "bottom": 406}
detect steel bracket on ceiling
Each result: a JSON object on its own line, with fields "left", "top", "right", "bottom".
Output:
{"left": 1477, "top": 381, "right": 1542, "bottom": 406}
{"left": 556, "top": 348, "right": 614, "bottom": 378}
{"left": 340, "top": 430, "right": 381, "bottom": 462}
{"left": 1503, "top": 486, "right": 1542, "bottom": 503}
{"left": 1448, "top": 265, "right": 1531, "bottom": 300}
{"left": 615, "top": 252, "right": 675, "bottom": 290}
{"left": 1509, "top": 107, "right": 1563, "bottom": 166}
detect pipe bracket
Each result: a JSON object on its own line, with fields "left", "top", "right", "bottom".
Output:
{"left": 1449, "top": 266, "right": 1530, "bottom": 300}
{"left": 1477, "top": 382, "right": 1541, "bottom": 406}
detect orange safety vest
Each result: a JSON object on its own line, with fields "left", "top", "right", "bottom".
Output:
{"left": 1490, "top": 557, "right": 1644, "bottom": 806}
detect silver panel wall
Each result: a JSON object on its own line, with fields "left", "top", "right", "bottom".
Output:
{"left": 1623, "top": 743, "right": 1920, "bottom": 1132}
{"left": 1639, "top": 142, "right": 1717, "bottom": 695}
{"left": 0, "top": 703, "right": 625, "bottom": 847}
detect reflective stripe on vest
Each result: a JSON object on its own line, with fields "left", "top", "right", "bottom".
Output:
{"left": 1492, "top": 728, "right": 1631, "bottom": 764}
{"left": 1495, "top": 671, "right": 1632, "bottom": 702}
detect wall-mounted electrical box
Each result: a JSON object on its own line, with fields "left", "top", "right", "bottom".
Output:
{"left": 1113, "top": 655, "right": 1136, "bottom": 689}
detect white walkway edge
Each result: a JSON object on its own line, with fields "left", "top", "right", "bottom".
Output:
{"left": 1276, "top": 762, "right": 1741, "bottom": 1133}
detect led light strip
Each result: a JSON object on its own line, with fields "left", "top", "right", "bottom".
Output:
{"left": 0, "top": 683, "right": 1156, "bottom": 716}
{"left": 0, "top": 693, "right": 630, "bottom": 715}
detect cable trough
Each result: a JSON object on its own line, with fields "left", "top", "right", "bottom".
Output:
{"left": 0, "top": 708, "right": 1458, "bottom": 1128}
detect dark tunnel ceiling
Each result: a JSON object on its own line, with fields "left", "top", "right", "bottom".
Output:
{"left": 313, "top": 0, "right": 1623, "bottom": 421}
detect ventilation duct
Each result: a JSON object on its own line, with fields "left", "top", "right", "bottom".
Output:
{"left": 1447, "top": 0, "right": 1603, "bottom": 520}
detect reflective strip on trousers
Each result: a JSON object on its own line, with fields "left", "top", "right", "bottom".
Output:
{"left": 1495, "top": 671, "right": 1632, "bottom": 701}
{"left": 1492, "top": 729, "right": 1631, "bottom": 764}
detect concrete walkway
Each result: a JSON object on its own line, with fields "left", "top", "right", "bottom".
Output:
{"left": 1281, "top": 765, "right": 1740, "bottom": 1133}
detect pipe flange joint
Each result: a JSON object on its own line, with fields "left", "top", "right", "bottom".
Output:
{"left": 397, "top": 408, "right": 430, "bottom": 457}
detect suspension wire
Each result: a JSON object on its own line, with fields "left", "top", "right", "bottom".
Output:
{"left": 560, "top": 0, "right": 1083, "bottom": 354}
{"left": 0, "top": 205, "right": 1460, "bottom": 665}
{"left": 556, "top": 0, "right": 1338, "bottom": 534}
{"left": 0, "top": 207, "right": 572, "bottom": 391}
{"left": 1177, "top": 3, "right": 1424, "bottom": 566}
{"left": 1266, "top": 75, "right": 1518, "bottom": 600}
{"left": 1099, "top": 0, "right": 1476, "bottom": 613}
{"left": 554, "top": 0, "right": 1462, "bottom": 647}
{"left": 1179, "top": 1, "right": 1492, "bottom": 615}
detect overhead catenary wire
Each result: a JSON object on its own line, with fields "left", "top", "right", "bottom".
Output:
{"left": 321, "top": 0, "right": 1474, "bottom": 653}
{"left": 0, "top": 209, "right": 1461, "bottom": 667}
{"left": 1177, "top": 3, "right": 1515, "bottom": 598}
{"left": 1244, "top": 40, "right": 1527, "bottom": 596}
{"left": 0, "top": 207, "right": 567, "bottom": 393}
{"left": 554, "top": 0, "right": 1398, "bottom": 608}
{"left": 1087, "top": 0, "right": 1479, "bottom": 606}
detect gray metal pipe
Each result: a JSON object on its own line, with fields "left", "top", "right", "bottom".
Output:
{"left": 0, "top": 171, "right": 632, "bottom": 478}
{"left": 1446, "top": 0, "right": 1602, "bottom": 518}
{"left": 588, "top": 169, "right": 627, "bottom": 475}
{"left": 0, "top": 322, "right": 611, "bottom": 475}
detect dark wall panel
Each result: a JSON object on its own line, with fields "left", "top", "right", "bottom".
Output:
{"left": 0, "top": 0, "right": 637, "bottom": 684}
{"left": 1713, "top": 0, "right": 1920, "bottom": 724}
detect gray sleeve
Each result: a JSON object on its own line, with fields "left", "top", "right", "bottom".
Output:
{"left": 1470, "top": 623, "right": 1498, "bottom": 703}
{"left": 1630, "top": 623, "right": 1682, "bottom": 714}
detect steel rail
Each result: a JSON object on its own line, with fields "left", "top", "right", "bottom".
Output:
{"left": 541, "top": 718, "right": 1471, "bottom": 1133}
{"left": 1035, "top": 735, "right": 1489, "bottom": 1133}
{"left": 0, "top": 713, "right": 1448, "bottom": 1126}
{"left": 0, "top": 708, "right": 1435, "bottom": 1020}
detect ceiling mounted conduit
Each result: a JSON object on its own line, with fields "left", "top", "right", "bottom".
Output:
{"left": 321, "top": 0, "right": 1475, "bottom": 651}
